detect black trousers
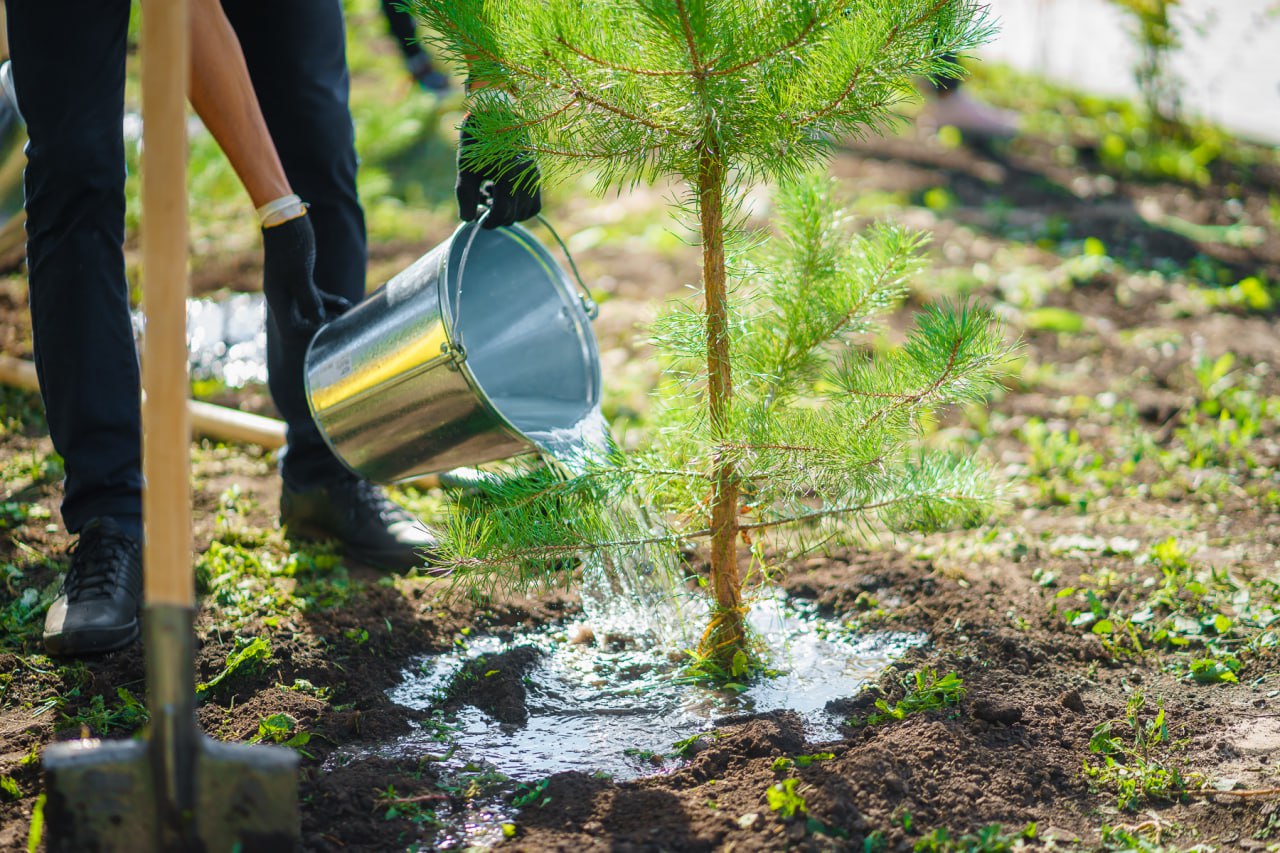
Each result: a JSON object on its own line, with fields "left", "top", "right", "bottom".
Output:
{"left": 5, "top": 0, "right": 366, "bottom": 535}
{"left": 380, "top": 0, "right": 427, "bottom": 64}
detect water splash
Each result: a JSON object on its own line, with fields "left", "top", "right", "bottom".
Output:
{"left": 385, "top": 593, "right": 926, "bottom": 783}
{"left": 489, "top": 397, "right": 612, "bottom": 472}
{"left": 493, "top": 401, "right": 698, "bottom": 648}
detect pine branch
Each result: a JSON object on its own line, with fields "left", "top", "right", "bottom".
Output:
{"left": 704, "top": 11, "right": 819, "bottom": 78}
{"left": 428, "top": 12, "right": 687, "bottom": 140}
{"left": 545, "top": 52, "right": 687, "bottom": 135}
{"left": 736, "top": 490, "right": 980, "bottom": 533}
{"left": 673, "top": 0, "right": 708, "bottom": 74}
{"left": 762, "top": 229, "right": 918, "bottom": 406}
{"left": 854, "top": 328, "right": 962, "bottom": 413}
{"left": 801, "top": 0, "right": 956, "bottom": 124}
{"left": 438, "top": 483, "right": 984, "bottom": 577}
{"left": 557, "top": 11, "right": 825, "bottom": 81}
{"left": 554, "top": 36, "right": 693, "bottom": 77}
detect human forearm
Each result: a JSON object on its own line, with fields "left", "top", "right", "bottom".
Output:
{"left": 188, "top": 0, "right": 290, "bottom": 209}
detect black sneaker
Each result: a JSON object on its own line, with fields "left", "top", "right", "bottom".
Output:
{"left": 407, "top": 53, "right": 450, "bottom": 95}
{"left": 281, "top": 474, "right": 441, "bottom": 572}
{"left": 43, "top": 518, "right": 143, "bottom": 657}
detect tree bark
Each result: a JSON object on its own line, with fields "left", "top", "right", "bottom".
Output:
{"left": 697, "top": 146, "right": 745, "bottom": 668}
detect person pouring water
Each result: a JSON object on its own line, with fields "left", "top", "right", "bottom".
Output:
{"left": 6, "top": 0, "right": 541, "bottom": 658}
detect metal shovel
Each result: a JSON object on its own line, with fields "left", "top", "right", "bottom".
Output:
{"left": 41, "top": 2, "right": 299, "bottom": 849}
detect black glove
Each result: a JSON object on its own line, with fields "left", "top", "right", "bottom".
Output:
{"left": 261, "top": 212, "right": 350, "bottom": 338}
{"left": 456, "top": 112, "right": 542, "bottom": 229}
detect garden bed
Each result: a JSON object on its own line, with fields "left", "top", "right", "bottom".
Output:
{"left": 3, "top": 59, "right": 1280, "bottom": 850}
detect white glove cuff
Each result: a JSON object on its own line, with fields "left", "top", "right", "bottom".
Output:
{"left": 258, "top": 194, "right": 307, "bottom": 228}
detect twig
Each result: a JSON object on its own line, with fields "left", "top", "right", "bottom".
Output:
{"left": 377, "top": 793, "right": 449, "bottom": 807}
{"left": 1187, "top": 787, "right": 1280, "bottom": 798}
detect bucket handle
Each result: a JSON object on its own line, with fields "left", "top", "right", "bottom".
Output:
{"left": 450, "top": 209, "right": 599, "bottom": 357}
{"left": 532, "top": 213, "right": 599, "bottom": 322}
{"left": 450, "top": 208, "right": 489, "bottom": 359}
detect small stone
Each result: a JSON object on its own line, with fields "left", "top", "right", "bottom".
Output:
{"left": 786, "top": 821, "right": 807, "bottom": 841}
{"left": 1059, "top": 689, "right": 1086, "bottom": 713}
{"left": 583, "top": 821, "right": 604, "bottom": 834}
{"left": 737, "top": 813, "right": 762, "bottom": 830}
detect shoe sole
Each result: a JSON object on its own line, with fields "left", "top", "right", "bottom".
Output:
{"left": 43, "top": 618, "right": 141, "bottom": 657}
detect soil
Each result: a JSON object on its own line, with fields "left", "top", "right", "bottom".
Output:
{"left": 2, "top": 112, "right": 1280, "bottom": 851}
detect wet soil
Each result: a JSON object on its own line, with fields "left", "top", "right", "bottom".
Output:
{"left": 2, "top": 115, "right": 1280, "bottom": 852}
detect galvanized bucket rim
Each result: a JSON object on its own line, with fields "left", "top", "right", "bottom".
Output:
{"left": 442, "top": 218, "right": 602, "bottom": 463}
{"left": 303, "top": 218, "right": 601, "bottom": 480}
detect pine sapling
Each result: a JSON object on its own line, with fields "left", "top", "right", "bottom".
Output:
{"left": 414, "top": 0, "right": 1008, "bottom": 674}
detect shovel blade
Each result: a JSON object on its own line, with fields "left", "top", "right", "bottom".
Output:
{"left": 44, "top": 738, "right": 154, "bottom": 852}
{"left": 195, "top": 737, "right": 299, "bottom": 851}
{"left": 43, "top": 735, "right": 299, "bottom": 853}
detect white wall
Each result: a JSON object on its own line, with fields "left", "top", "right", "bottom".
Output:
{"left": 978, "top": 0, "right": 1280, "bottom": 143}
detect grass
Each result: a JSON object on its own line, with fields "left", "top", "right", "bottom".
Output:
{"left": 1048, "top": 534, "right": 1280, "bottom": 682}
{"left": 851, "top": 669, "right": 966, "bottom": 727}
{"left": 912, "top": 823, "right": 1037, "bottom": 853}
{"left": 1083, "top": 693, "right": 1197, "bottom": 811}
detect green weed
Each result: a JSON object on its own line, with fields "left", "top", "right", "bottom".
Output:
{"left": 0, "top": 501, "right": 50, "bottom": 531}
{"left": 0, "top": 775, "right": 21, "bottom": 802}
{"left": 511, "top": 778, "right": 551, "bottom": 809}
{"left": 765, "top": 778, "right": 807, "bottom": 819}
{"left": 0, "top": 387, "right": 45, "bottom": 437}
{"left": 1084, "top": 693, "right": 1195, "bottom": 811}
{"left": 852, "top": 670, "right": 965, "bottom": 726}
{"left": 250, "top": 712, "right": 312, "bottom": 755}
{"left": 27, "top": 793, "right": 45, "bottom": 853}
{"left": 1098, "top": 823, "right": 1214, "bottom": 852}
{"left": 680, "top": 639, "right": 768, "bottom": 692}
{"left": 0, "top": 573, "right": 57, "bottom": 653}
{"left": 61, "top": 687, "right": 148, "bottom": 734}
{"left": 670, "top": 731, "right": 721, "bottom": 758}
{"left": 1051, "top": 536, "right": 1273, "bottom": 680}
{"left": 912, "top": 822, "right": 1036, "bottom": 852}
{"left": 376, "top": 785, "right": 441, "bottom": 826}
{"left": 772, "top": 752, "right": 834, "bottom": 772}
{"left": 196, "top": 636, "right": 273, "bottom": 701}
{"left": 278, "top": 678, "right": 331, "bottom": 701}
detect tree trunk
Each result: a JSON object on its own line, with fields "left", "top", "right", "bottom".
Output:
{"left": 696, "top": 147, "right": 745, "bottom": 669}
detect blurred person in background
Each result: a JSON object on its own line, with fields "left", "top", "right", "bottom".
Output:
{"left": 380, "top": 0, "right": 452, "bottom": 94}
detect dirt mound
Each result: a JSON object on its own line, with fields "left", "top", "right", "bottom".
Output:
{"left": 445, "top": 645, "right": 542, "bottom": 726}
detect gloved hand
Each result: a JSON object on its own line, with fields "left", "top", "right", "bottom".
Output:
{"left": 456, "top": 111, "right": 541, "bottom": 229}
{"left": 261, "top": 212, "right": 350, "bottom": 338}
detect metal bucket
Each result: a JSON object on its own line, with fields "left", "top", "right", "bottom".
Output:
{"left": 0, "top": 62, "right": 28, "bottom": 263}
{"left": 304, "top": 216, "right": 601, "bottom": 483}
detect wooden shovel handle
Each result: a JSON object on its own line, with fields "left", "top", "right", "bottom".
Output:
{"left": 140, "top": 0, "right": 192, "bottom": 608}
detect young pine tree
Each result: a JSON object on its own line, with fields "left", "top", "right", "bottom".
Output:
{"left": 1108, "top": 0, "right": 1185, "bottom": 133}
{"left": 413, "top": 0, "right": 1011, "bottom": 674}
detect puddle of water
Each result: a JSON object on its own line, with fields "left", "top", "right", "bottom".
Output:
{"left": 386, "top": 593, "right": 925, "bottom": 783}
{"left": 132, "top": 293, "right": 269, "bottom": 388}
{"left": 430, "top": 796, "right": 511, "bottom": 852}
